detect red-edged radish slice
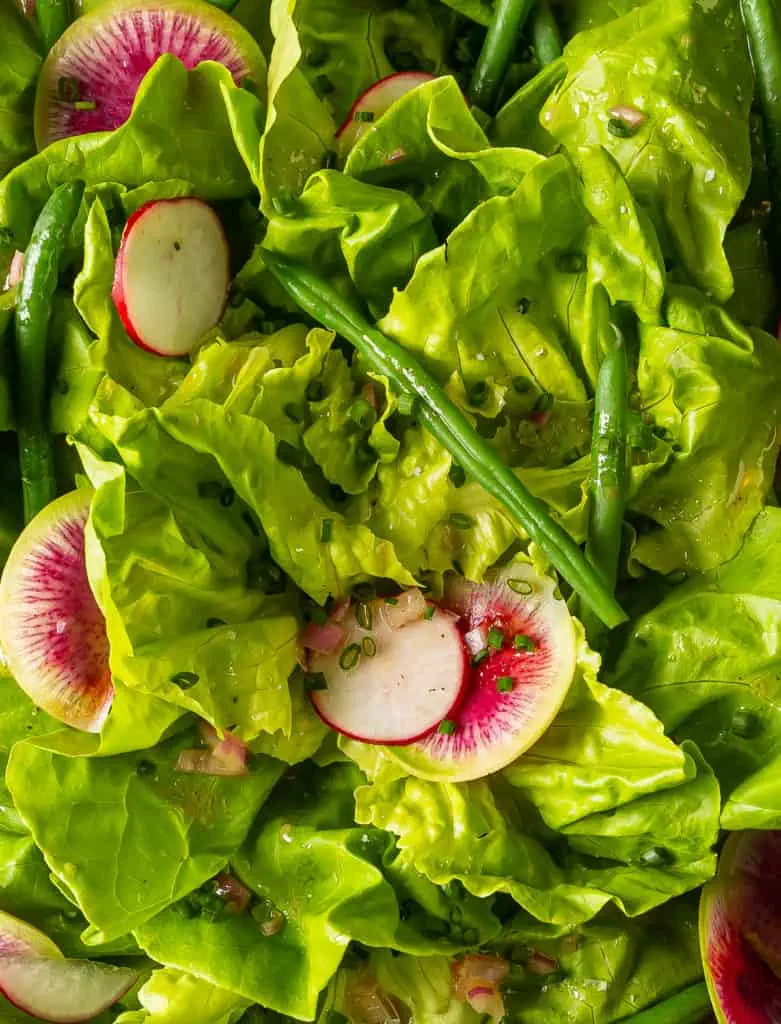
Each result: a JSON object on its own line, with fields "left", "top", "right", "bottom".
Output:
{"left": 309, "top": 594, "right": 468, "bottom": 745}
{"left": 0, "top": 956, "right": 139, "bottom": 1023}
{"left": 388, "top": 564, "right": 577, "bottom": 782}
{"left": 0, "top": 491, "right": 113, "bottom": 733}
{"left": 701, "top": 830, "right": 781, "bottom": 1024}
{"left": 0, "top": 913, "right": 62, "bottom": 961}
{"left": 336, "top": 71, "right": 436, "bottom": 159}
{"left": 112, "top": 198, "right": 230, "bottom": 358}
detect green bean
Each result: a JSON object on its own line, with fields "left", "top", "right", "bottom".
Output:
{"left": 586, "top": 327, "right": 629, "bottom": 595}
{"left": 615, "top": 982, "right": 712, "bottom": 1024}
{"left": 36, "top": 0, "right": 71, "bottom": 52}
{"left": 741, "top": 0, "right": 781, "bottom": 258}
{"left": 531, "top": 0, "right": 563, "bottom": 66}
{"left": 262, "top": 250, "right": 627, "bottom": 630}
{"left": 15, "top": 181, "right": 84, "bottom": 523}
{"left": 469, "top": 0, "right": 536, "bottom": 113}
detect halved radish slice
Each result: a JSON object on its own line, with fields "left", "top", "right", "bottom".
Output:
{"left": 112, "top": 198, "right": 230, "bottom": 358}
{"left": 336, "top": 71, "right": 436, "bottom": 159}
{"left": 701, "top": 831, "right": 781, "bottom": 1023}
{"left": 0, "top": 956, "right": 139, "bottom": 1023}
{"left": 309, "top": 593, "right": 468, "bottom": 745}
{"left": 0, "top": 491, "right": 113, "bottom": 733}
{"left": 0, "top": 913, "right": 62, "bottom": 961}
{"left": 388, "top": 564, "right": 577, "bottom": 782}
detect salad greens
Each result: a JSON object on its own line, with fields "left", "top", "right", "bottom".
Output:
{"left": 0, "top": 0, "right": 779, "bottom": 1020}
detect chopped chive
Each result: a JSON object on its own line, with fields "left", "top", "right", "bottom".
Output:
{"left": 449, "top": 463, "right": 466, "bottom": 488}
{"left": 472, "top": 648, "right": 489, "bottom": 667}
{"left": 349, "top": 397, "right": 377, "bottom": 429}
{"left": 206, "top": 618, "right": 227, "bottom": 629}
{"left": 73, "top": 100, "right": 97, "bottom": 111}
{"left": 513, "top": 634, "right": 536, "bottom": 652}
{"left": 607, "top": 116, "right": 637, "bottom": 138}
{"left": 534, "top": 392, "right": 554, "bottom": 414}
{"left": 385, "top": 596, "right": 399, "bottom": 606}
{"left": 57, "top": 76, "right": 80, "bottom": 102}
{"left": 354, "top": 110, "right": 376, "bottom": 123}
{"left": 438, "top": 719, "right": 457, "bottom": 735}
{"left": 450, "top": 512, "right": 475, "bottom": 530}
{"left": 496, "top": 676, "right": 514, "bottom": 693}
{"left": 468, "top": 381, "right": 488, "bottom": 407}
{"left": 396, "top": 392, "right": 416, "bottom": 416}
{"left": 320, "top": 518, "right": 333, "bottom": 543}
{"left": 170, "top": 671, "right": 199, "bottom": 690}
{"left": 424, "top": 604, "right": 436, "bottom": 620}
{"left": 355, "top": 601, "right": 373, "bottom": 631}
{"left": 220, "top": 487, "right": 236, "bottom": 508}
{"left": 487, "top": 626, "right": 505, "bottom": 649}
{"left": 284, "top": 402, "right": 303, "bottom": 423}
{"left": 556, "top": 251, "right": 587, "bottom": 275}
{"left": 242, "top": 511, "right": 261, "bottom": 536}
{"left": 507, "top": 577, "right": 534, "bottom": 596}
{"left": 339, "top": 643, "right": 361, "bottom": 671}
{"left": 513, "top": 375, "right": 533, "bottom": 394}
{"left": 303, "top": 671, "right": 328, "bottom": 692}
{"left": 362, "top": 636, "right": 377, "bottom": 657}
{"left": 518, "top": 297, "right": 531, "bottom": 315}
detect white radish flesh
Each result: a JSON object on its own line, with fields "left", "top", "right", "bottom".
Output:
{"left": 0, "top": 956, "right": 139, "bottom": 1024}
{"left": 336, "top": 71, "right": 436, "bottom": 158}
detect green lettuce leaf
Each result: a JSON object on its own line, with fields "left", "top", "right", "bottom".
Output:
{"left": 540, "top": 0, "right": 753, "bottom": 301}
{"left": 724, "top": 220, "right": 778, "bottom": 331}
{"left": 344, "top": 624, "right": 719, "bottom": 925}
{"left": 0, "top": 57, "right": 262, "bottom": 246}
{"left": 627, "top": 288, "right": 781, "bottom": 574}
{"left": 115, "top": 969, "right": 250, "bottom": 1024}
{"left": 257, "top": 0, "right": 453, "bottom": 211}
{"left": 136, "top": 763, "right": 500, "bottom": 1020}
{"left": 0, "top": 0, "right": 40, "bottom": 179}
{"left": 6, "top": 727, "right": 283, "bottom": 943}
{"left": 613, "top": 507, "right": 781, "bottom": 830}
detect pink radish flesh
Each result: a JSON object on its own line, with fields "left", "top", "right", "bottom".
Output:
{"left": 703, "top": 885, "right": 781, "bottom": 1024}
{"left": 0, "top": 914, "right": 62, "bottom": 962}
{"left": 336, "top": 71, "right": 436, "bottom": 157}
{"left": 310, "top": 599, "right": 468, "bottom": 745}
{"left": 0, "top": 491, "right": 113, "bottom": 733}
{"left": 0, "top": 956, "right": 139, "bottom": 1023}
{"left": 112, "top": 198, "right": 230, "bottom": 357}
{"left": 34, "top": 0, "right": 265, "bottom": 148}
{"left": 388, "top": 567, "right": 577, "bottom": 782}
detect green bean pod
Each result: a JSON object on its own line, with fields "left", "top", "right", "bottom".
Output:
{"left": 15, "top": 181, "right": 84, "bottom": 523}
{"left": 262, "top": 250, "right": 627, "bottom": 630}
{"left": 469, "top": 0, "right": 536, "bottom": 113}
{"left": 615, "top": 982, "right": 712, "bottom": 1024}
{"left": 586, "top": 328, "right": 630, "bottom": 594}
{"left": 532, "top": 0, "right": 563, "bottom": 66}
{"left": 35, "top": 0, "right": 71, "bottom": 52}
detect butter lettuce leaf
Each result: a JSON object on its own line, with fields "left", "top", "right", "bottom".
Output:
{"left": 115, "top": 969, "right": 250, "bottom": 1024}
{"left": 6, "top": 728, "right": 283, "bottom": 943}
{"left": 136, "top": 763, "right": 500, "bottom": 1020}
{"left": 540, "top": 0, "right": 753, "bottom": 301}
{"left": 614, "top": 507, "right": 781, "bottom": 831}
{"left": 0, "top": 0, "right": 40, "bottom": 180}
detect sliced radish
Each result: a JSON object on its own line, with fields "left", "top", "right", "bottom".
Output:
{"left": 336, "top": 71, "right": 436, "bottom": 160}
{"left": 309, "top": 594, "right": 468, "bottom": 745}
{"left": 112, "top": 198, "right": 230, "bottom": 358}
{"left": 33, "top": 0, "right": 265, "bottom": 149}
{"left": 0, "top": 491, "right": 113, "bottom": 733}
{"left": 388, "top": 565, "right": 577, "bottom": 782}
{"left": 0, "top": 956, "right": 139, "bottom": 1023}
{"left": 0, "top": 913, "right": 63, "bottom": 962}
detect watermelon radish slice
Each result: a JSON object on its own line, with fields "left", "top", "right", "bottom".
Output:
{"left": 701, "top": 830, "right": 781, "bottom": 1023}
{"left": 0, "top": 490, "right": 113, "bottom": 733}
{"left": 388, "top": 565, "right": 577, "bottom": 782}
{"left": 336, "top": 71, "right": 436, "bottom": 160}
{"left": 33, "top": 0, "right": 265, "bottom": 149}
{"left": 112, "top": 198, "right": 230, "bottom": 357}
{"left": 309, "top": 595, "right": 468, "bottom": 745}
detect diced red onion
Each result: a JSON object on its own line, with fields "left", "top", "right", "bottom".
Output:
{"left": 300, "top": 619, "right": 347, "bottom": 655}
{"left": 175, "top": 748, "right": 248, "bottom": 776}
{"left": 213, "top": 873, "right": 252, "bottom": 914}
{"left": 466, "top": 986, "right": 505, "bottom": 1020}
{"left": 380, "top": 588, "right": 427, "bottom": 630}
{"left": 4, "top": 251, "right": 25, "bottom": 291}
{"left": 464, "top": 625, "right": 488, "bottom": 657}
{"left": 526, "top": 951, "right": 559, "bottom": 975}
{"left": 346, "top": 975, "right": 403, "bottom": 1024}
{"left": 609, "top": 104, "right": 647, "bottom": 129}
{"left": 363, "top": 382, "right": 379, "bottom": 411}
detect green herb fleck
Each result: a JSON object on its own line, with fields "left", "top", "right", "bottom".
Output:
{"left": 438, "top": 719, "right": 457, "bottom": 735}
{"left": 170, "top": 671, "right": 199, "bottom": 690}
{"left": 450, "top": 512, "right": 475, "bottom": 530}
{"left": 424, "top": 604, "right": 436, "bottom": 620}
{"left": 487, "top": 626, "right": 505, "bottom": 650}
{"left": 513, "top": 634, "right": 536, "bottom": 652}
{"left": 496, "top": 676, "right": 514, "bottom": 693}
{"left": 339, "top": 643, "right": 362, "bottom": 671}
{"left": 355, "top": 601, "right": 373, "bottom": 631}
{"left": 320, "top": 518, "right": 333, "bottom": 543}
{"left": 362, "top": 636, "right": 377, "bottom": 658}
{"left": 472, "top": 648, "right": 489, "bottom": 667}
{"left": 507, "top": 577, "right": 533, "bottom": 596}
